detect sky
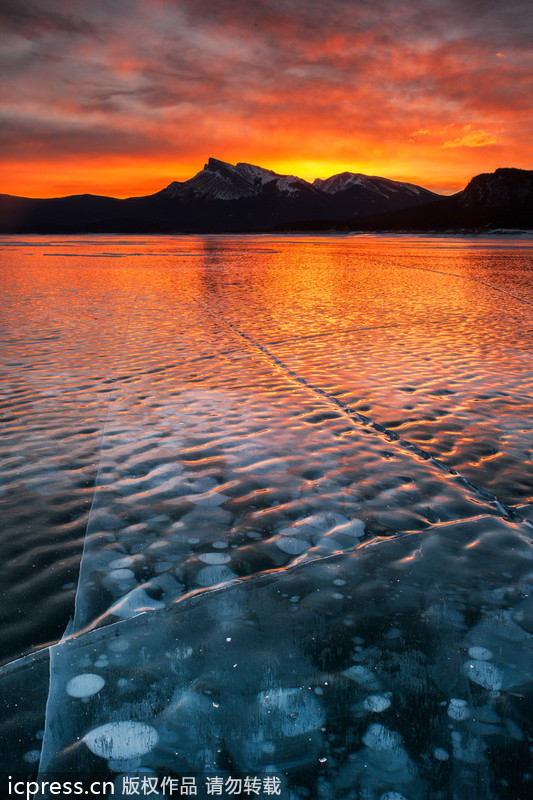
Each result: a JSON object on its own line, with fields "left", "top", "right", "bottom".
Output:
{"left": 1, "top": 0, "right": 532, "bottom": 198}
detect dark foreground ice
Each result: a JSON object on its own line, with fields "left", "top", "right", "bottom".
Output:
{"left": 3, "top": 512, "right": 533, "bottom": 799}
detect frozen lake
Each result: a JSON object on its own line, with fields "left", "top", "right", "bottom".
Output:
{"left": 1, "top": 234, "right": 533, "bottom": 799}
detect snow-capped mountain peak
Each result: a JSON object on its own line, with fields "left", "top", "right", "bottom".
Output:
{"left": 313, "top": 172, "right": 367, "bottom": 194}
{"left": 313, "top": 171, "right": 431, "bottom": 199}
{"left": 233, "top": 162, "right": 279, "bottom": 186}
{"left": 164, "top": 158, "right": 313, "bottom": 202}
{"left": 159, "top": 157, "right": 439, "bottom": 223}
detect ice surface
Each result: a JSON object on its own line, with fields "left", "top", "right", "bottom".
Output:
{"left": 109, "top": 587, "right": 165, "bottom": 619}
{"left": 2, "top": 235, "right": 533, "bottom": 800}
{"left": 276, "top": 537, "right": 310, "bottom": 554}
{"left": 2, "top": 514, "right": 518, "bottom": 796}
{"left": 0, "top": 509, "right": 530, "bottom": 798}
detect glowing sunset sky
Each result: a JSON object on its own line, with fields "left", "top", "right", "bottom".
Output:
{"left": 1, "top": 0, "right": 532, "bottom": 198}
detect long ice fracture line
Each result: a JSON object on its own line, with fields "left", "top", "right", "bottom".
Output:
{"left": 195, "top": 297, "right": 531, "bottom": 529}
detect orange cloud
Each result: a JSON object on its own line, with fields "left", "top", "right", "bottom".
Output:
{"left": 442, "top": 127, "right": 498, "bottom": 149}
{"left": 1, "top": 0, "right": 532, "bottom": 198}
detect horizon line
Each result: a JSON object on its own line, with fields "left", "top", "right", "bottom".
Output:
{"left": 4, "top": 159, "right": 529, "bottom": 202}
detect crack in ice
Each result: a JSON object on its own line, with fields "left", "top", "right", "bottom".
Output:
{"left": 194, "top": 297, "right": 528, "bottom": 528}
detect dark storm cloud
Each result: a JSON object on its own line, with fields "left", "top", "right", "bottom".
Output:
{"left": 0, "top": 0, "right": 98, "bottom": 37}
{"left": 0, "top": 112, "right": 162, "bottom": 156}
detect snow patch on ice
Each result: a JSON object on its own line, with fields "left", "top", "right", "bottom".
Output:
{"left": 468, "top": 646, "right": 493, "bottom": 660}
{"left": 109, "top": 569, "right": 135, "bottom": 581}
{"left": 447, "top": 698, "right": 470, "bottom": 720}
{"left": 379, "top": 793, "right": 409, "bottom": 800}
{"left": 464, "top": 659, "right": 503, "bottom": 690}
{"left": 83, "top": 721, "right": 158, "bottom": 760}
{"left": 66, "top": 673, "right": 105, "bottom": 698}
{"left": 199, "top": 552, "right": 231, "bottom": 565}
{"left": 196, "top": 565, "right": 237, "bottom": 587}
{"left": 23, "top": 750, "right": 41, "bottom": 764}
{"left": 342, "top": 665, "right": 381, "bottom": 690}
{"left": 256, "top": 688, "right": 325, "bottom": 737}
{"left": 362, "top": 724, "right": 402, "bottom": 751}
{"left": 363, "top": 694, "right": 391, "bottom": 713}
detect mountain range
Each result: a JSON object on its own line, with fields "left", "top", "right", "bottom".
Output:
{"left": 292, "top": 167, "right": 533, "bottom": 233}
{"left": 0, "top": 158, "right": 437, "bottom": 234}
{"left": 0, "top": 159, "right": 531, "bottom": 234}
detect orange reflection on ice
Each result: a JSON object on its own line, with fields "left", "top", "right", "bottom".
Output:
{"left": 465, "top": 539, "right": 481, "bottom": 549}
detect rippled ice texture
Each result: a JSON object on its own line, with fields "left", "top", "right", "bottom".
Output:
{"left": 1, "top": 234, "right": 533, "bottom": 800}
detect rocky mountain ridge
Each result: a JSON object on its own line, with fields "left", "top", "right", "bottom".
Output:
{"left": 0, "top": 161, "right": 530, "bottom": 233}
{"left": 0, "top": 158, "right": 438, "bottom": 233}
{"left": 279, "top": 168, "right": 533, "bottom": 233}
